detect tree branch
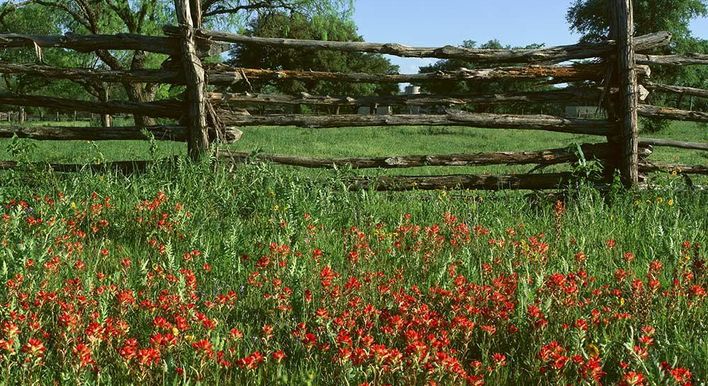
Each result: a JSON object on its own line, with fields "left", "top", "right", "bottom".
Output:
{"left": 32, "top": 0, "right": 92, "bottom": 31}
{"left": 203, "top": 0, "right": 298, "bottom": 18}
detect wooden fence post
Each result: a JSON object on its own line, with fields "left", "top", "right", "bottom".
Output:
{"left": 614, "top": 0, "right": 640, "bottom": 187}
{"left": 175, "top": 0, "right": 209, "bottom": 160}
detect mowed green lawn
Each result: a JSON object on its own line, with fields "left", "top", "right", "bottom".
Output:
{"left": 1, "top": 120, "right": 705, "bottom": 177}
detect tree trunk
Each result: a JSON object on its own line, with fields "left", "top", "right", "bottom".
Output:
{"left": 614, "top": 0, "right": 640, "bottom": 187}
{"left": 125, "top": 83, "right": 156, "bottom": 129}
{"left": 19, "top": 107, "right": 25, "bottom": 124}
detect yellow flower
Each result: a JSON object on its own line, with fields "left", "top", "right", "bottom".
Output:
{"left": 667, "top": 199, "right": 674, "bottom": 207}
{"left": 586, "top": 343, "right": 600, "bottom": 358}
{"left": 172, "top": 327, "right": 180, "bottom": 337}
{"left": 70, "top": 202, "right": 77, "bottom": 210}
{"left": 655, "top": 197, "right": 664, "bottom": 204}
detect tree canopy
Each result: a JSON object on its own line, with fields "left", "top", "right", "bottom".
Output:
{"left": 567, "top": 0, "right": 707, "bottom": 46}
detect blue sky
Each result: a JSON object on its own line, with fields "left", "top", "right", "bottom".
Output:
{"left": 353, "top": 0, "right": 708, "bottom": 74}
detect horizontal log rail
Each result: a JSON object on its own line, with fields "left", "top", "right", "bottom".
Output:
{"left": 209, "top": 88, "right": 604, "bottom": 107}
{"left": 639, "top": 138, "right": 708, "bottom": 151}
{"left": 0, "top": 33, "right": 226, "bottom": 57}
{"left": 643, "top": 82, "right": 708, "bottom": 99}
{"left": 637, "top": 104, "right": 708, "bottom": 123}
{"left": 208, "top": 64, "right": 613, "bottom": 85}
{"left": 0, "top": 33, "right": 178, "bottom": 55}
{"left": 0, "top": 125, "right": 187, "bottom": 141}
{"left": 217, "top": 111, "right": 612, "bottom": 136}
{"left": 193, "top": 28, "right": 671, "bottom": 64}
{"left": 0, "top": 125, "right": 243, "bottom": 142}
{"left": 348, "top": 172, "right": 578, "bottom": 191}
{"left": 0, "top": 158, "right": 176, "bottom": 173}
{"left": 0, "top": 62, "right": 182, "bottom": 84}
{"left": 0, "top": 93, "right": 182, "bottom": 118}
{"left": 0, "top": 62, "right": 621, "bottom": 86}
{"left": 218, "top": 143, "right": 612, "bottom": 169}
{"left": 636, "top": 53, "right": 708, "bottom": 66}
{"left": 639, "top": 162, "right": 708, "bottom": 175}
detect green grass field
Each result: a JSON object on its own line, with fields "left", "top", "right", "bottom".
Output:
{"left": 1, "top": 120, "right": 706, "bottom": 177}
{"left": 0, "top": 121, "right": 705, "bottom": 384}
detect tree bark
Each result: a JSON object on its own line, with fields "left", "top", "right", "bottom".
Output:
{"left": 639, "top": 138, "right": 708, "bottom": 151}
{"left": 0, "top": 62, "right": 181, "bottom": 84}
{"left": 614, "top": 0, "right": 640, "bottom": 187}
{"left": 175, "top": 0, "right": 209, "bottom": 160}
{"left": 0, "top": 157, "right": 179, "bottom": 173}
{"left": 639, "top": 162, "right": 708, "bottom": 175}
{"left": 209, "top": 88, "right": 605, "bottom": 107}
{"left": 348, "top": 173, "right": 577, "bottom": 191}
{"left": 637, "top": 104, "right": 708, "bottom": 122}
{"left": 217, "top": 112, "right": 612, "bottom": 136}
{"left": 208, "top": 64, "right": 615, "bottom": 85}
{"left": 643, "top": 82, "right": 708, "bottom": 99}
{"left": 636, "top": 53, "right": 708, "bottom": 66}
{"left": 195, "top": 29, "right": 671, "bottom": 64}
{"left": 0, "top": 32, "right": 178, "bottom": 55}
{"left": 218, "top": 143, "right": 613, "bottom": 169}
{"left": 0, "top": 62, "right": 650, "bottom": 86}
{"left": 0, "top": 125, "right": 242, "bottom": 142}
{"left": 0, "top": 125, "right": 185, "bottom": 141}
{"left": 0, "top": 93, "right": 181, "bottom": 118}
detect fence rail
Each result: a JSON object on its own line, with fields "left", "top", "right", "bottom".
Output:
{"left": 218, "top": 143, "right": 626, "bottom": 169}
{"left": 0, "top": 0, "right": 705, "bottom": 191}
{"left": 209, "top": 88, "right": 605, "bottom": 107}
{"left": 192, "top": 28, "right": 671, "bottom": 64}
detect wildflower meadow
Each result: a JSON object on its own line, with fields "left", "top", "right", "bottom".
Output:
{"left": 0, "top": 163, "right": 705, "bottom": 385}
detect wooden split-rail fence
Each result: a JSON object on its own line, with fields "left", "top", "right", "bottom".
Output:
{"left": 0, "top": 0, "right": 706, "bottom": 190}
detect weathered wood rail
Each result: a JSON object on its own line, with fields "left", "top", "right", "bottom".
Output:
{"left": 0, "top": 0, "right": 704, "bottom": 191}
{"left": 216, "top": 112, "right": 612, "bottom": 136}
{"left": 0, "top": 62, "right": 628, "bottom": 85}
{"left": 218, "top": 144, "right": 623, "bottom": 169}
{"left": 192, "top": 28, "right": 671, "bottom": 64}
{"left": 209, "top": 88, "right": 605, "bottom": 107}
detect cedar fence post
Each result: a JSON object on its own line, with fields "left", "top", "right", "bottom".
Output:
{"left": 614, "top": 0, "right": 640, "bottom": 187}
{"left": 175, "top": 0, "right": 209, "bottom": 160}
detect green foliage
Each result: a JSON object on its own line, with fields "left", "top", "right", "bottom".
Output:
{"left": 203, "top": 0, "right": 354, "bottom": 31}
{"left": 227, "top": 12, "right": 399, "bottom": 101}
{"left": 567, "top": 0, "right": 707, "bottom": 44}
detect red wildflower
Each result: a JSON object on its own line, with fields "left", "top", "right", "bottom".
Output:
{"left": 621, "top": 371, "right": 646, "bottom": 386}
{"left": 272, "top": 350, "right": 286, "bottom": 363}
{"left": 23, "top": 338, "right": 46, "bottom": 357}
{"left": 491, "top": 352, "right": 507, "bottom": 367}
